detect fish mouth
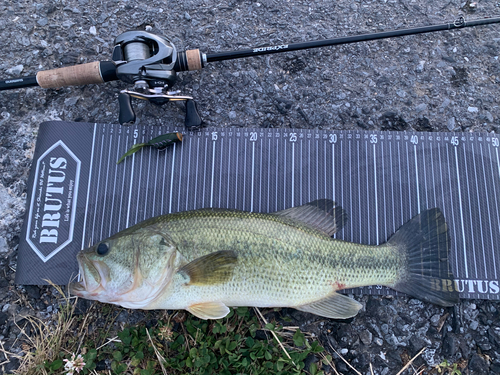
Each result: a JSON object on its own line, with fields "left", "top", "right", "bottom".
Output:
{"left": 69, "top": 252, "right": 104, "bottom": 298}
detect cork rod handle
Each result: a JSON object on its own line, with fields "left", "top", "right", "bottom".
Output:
{"left": 36, "top": 61, "right": 105, "bottom": 88}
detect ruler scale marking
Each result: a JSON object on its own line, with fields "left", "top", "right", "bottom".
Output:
{"left": 92, "top": 132, "right": 105, "bottom": 241}
{"left": 381, "top": 141, "right": 387, "bottom": 242}
{"left": 316, "top": 138, "right": 319, "bottom": 201}
{"left": 413, "top": 143, "right": 420, "bottom": 212}
{"left": 135, "top": 134, "right": 144, "bottom": 222}
{"left": 324, "top": 140, "right": 327, "bottom": 205}
{"left": 210, "top": 138, "right": 216, "bottom": 208}
{"left": 489, "top": 144, "right": 500, "bottom": 279}
{"left": 398, "top": 142, "right": 403, "bottom": 226}
{"left": 267, "top": 137, "right": 270, "bottom": 212}
{"left": 275, "top": 138, "right": 279, "bottom": 211}
{"left": 422, "top": 141, "right": 428, "bottom": 209}
{"left": 291, "top": 141, "right": 294, "bottom": 209}
{"left": 227, "top": 138, "right": 231, "bottom": 209}
{"left": 471, "top": 142, "right": 488, "bottom": 278}
{"left": 464, "top": 144, "right": 478, "bottom": 278}
{"left": 219, "top": 137, "right": 224, "bottom": 208}
{"left": 373, "top": 142, "right": 379, "bottom": 245}
{"left": 152, "top": 129, "right": 160, "bottom": 217}
{"left": 259, "top": 137, "right": 263, "bottom": 212}
{"left": 405, "top": 142, "right": 412, "bottom": 218}
{"left": 109, "top": 127, "right": 120, "bottom": 237}
{"left": 143, "top": 133, "right": 152, "bottom": 221}
{"left": 99, "top": 133, "right": 113, "bottom": 240}
{"left": 453, "top": 145, "right": 469, "bottom": 279}
{"left": 177, "top": 136, "right": 185, "bottom": 213}
{"left": 444, "top": 143, "right": 461, "bottom": 279}
{"left": 251, "top": 140, "right": 255, "bottom": 211}
{"left": 480, "top": 143, "right": 497, "bottom": 279}
{"left": 284, "top": 136, "right": 287, "bottom": 210}
{"left": 168, "top": 143, "right": 176, "bottom": 214}
{"left": 81, "top": 123, "right": 97, "bottom": 250}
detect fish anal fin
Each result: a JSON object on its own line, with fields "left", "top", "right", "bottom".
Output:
{"left": 274, "top": 199, "right": 347, "bottom": 236}
{"left": 295, "top": 292, "right": 362, "bottom": 319}
{"left": 187, "top": 301, "right": 230, "bottom": 320}
{"left": 179, "top": 250, "right": 237, "bottom": 286}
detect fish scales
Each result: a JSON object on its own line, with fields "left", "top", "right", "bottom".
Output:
{"left": 158, "top": 210, "right": 402, "bottom": 307}
{"left": 71, "top": 200, "right": 459, "bottom": 320}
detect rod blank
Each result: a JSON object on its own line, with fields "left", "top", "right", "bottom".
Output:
{"left": 205, "top": 17, "right": 500, "bottom": 63}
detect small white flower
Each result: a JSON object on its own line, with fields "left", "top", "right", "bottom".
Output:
{"left": 63, "top": 353, "right": 86, "bottom": 375}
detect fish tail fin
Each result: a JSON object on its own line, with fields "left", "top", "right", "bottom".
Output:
{"left": 388, "top": 208, "right": 460, "bottom": 306}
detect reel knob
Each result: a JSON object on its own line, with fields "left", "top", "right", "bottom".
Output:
{"left": 118, "top": 92, "right": 136, "bottom": 126}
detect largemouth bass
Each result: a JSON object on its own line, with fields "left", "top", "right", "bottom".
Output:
{"left": 70, "top": 200, "right": 459, "bottom": 320}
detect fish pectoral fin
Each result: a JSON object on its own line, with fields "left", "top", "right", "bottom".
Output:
{"left": 295, "top": 292, "right": 362, "bottom": 319}
{"left": 179, "top": 250, "right": 237, "bottom": 285}
{"left": 187, "top": 302, "right": 230, "bottom": 320}
{"left": 274, "top": 199, "right": 347, "bottom": 236}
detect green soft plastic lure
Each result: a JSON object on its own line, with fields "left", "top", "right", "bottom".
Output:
{"left": 117, "top": 132, "right": 183, "bottom": 164}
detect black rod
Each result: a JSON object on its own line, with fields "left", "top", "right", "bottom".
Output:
{"left": 0, "top": 76, "right": 38, "bottom": 91}
{"left": 205, "top": 17, "right": 500, "bottom": 62}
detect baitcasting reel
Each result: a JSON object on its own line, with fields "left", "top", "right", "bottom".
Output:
{"left": 112, "top": 31, "right": 204, "bottom": 128}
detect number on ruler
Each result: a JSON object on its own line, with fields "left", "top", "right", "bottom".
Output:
{"left": 451, "top": 136, "right": 459, "bottom": 146}
{"left": 212, "top": 132, "right": 218, "bottom": 141}
{"left": 370, "top": 134, "right": 378, "bottom": 144}
{"left": 134, "top": 129, "right": 138, "bottom": 139}
{"left": 492, "top": 138, "right": 499, "bottom": 147}
{"left": 329, "top": 134, "right": 337, "bottom": 144}
{"left": 410, "top": 135, "right": 418, "bottom": 145}
{"left": 289, "top": 133, "right": 297, "bottom": 142}
{"left": 250, "top": 132, "right": 257, "bottom": 141}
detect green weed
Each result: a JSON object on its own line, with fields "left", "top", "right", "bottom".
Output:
{"left": 28, "top": 304, "right": 328, "bottom": 375}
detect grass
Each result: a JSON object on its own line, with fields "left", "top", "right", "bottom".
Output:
{"left": 9, "top": 284, "right": 78, "bottom": 375}
{"left": 3, "top": 286, "right": 452, "bottom": 375}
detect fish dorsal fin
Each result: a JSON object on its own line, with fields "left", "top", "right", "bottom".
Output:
{"left": 187, "top": 302, "right": 230, "bottom": 320}
{"left": 274, "top": 199, "right": 347, "bottom": 236}
{"left": 295, "top": 292, "right": 362, "bottom": 319}
{"left": 179, "top": 250, "right": 237, "bottom": 286}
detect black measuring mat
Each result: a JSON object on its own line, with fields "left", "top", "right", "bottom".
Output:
{"left": 16, "top": 122, "right": 500, "bottom": 300}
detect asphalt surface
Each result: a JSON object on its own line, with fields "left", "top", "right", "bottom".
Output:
{"left": 0, "top": 0, "right": 499, "bottom": 373}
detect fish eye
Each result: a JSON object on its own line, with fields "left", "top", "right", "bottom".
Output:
{"left": 96, "top": 243, "right": 109, "bottom": 256}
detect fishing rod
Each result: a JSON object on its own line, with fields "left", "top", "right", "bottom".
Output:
{"left": 1, "top": 16, "right": 499, "bottom": 128}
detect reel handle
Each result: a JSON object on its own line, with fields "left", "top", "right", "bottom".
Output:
{"left": 118, "top": 90, "right": 202, "bottom": 129}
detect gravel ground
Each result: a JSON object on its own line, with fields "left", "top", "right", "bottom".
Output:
{"left": 1, "top": 0, "right": 499, "bottom": 373}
